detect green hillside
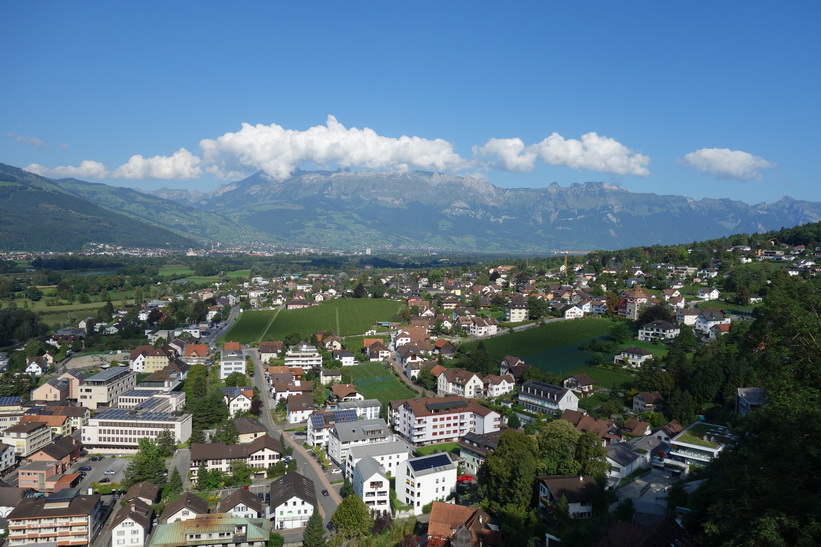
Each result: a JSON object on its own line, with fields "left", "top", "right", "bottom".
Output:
{"left": 0, "top": 164, "right": 196, "bottom": 251}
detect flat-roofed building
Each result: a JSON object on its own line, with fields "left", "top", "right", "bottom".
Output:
{"left": 7, "top": 488, "right": 103, "bottom": 547}
{"left": 82, "top": 396, "right": 192, "bottom": 450}
{"left": 1, "top": 422, "right": 52, "bottom": 457}
{"left": 79, "top": 367, "right": 137, "bottom": 410}
{"left": 396, "top": 452, "right": 457, "bottom": 515}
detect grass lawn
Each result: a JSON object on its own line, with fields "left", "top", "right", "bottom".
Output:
{"left": 263, "top": 299, "right": 403, "bottom": 340}
{"left": 696, "top": 300, "right": 759, "bottom": 314}
{"left": 345, "top": 362, "right": 417, "bottom": 405}
{"left": 564, "top": 366, "right": 636, "bottom": 390}
{"left": 414, "top": 442, "right": 460, "bottom": 457}
{"left": 159, "top": 265, "right": 195, "bottom": 277}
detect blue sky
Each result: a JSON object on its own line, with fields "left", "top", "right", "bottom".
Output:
{"left": 2, "top": 2, "right": 819, "bottom": 203}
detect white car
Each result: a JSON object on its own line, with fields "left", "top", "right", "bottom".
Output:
{"left": 331, "top": 468, "right": 342, "bottom": 475}
{"left": 104, "top": 470, "right": 116, "bottom": 475}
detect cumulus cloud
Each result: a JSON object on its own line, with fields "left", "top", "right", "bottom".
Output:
{"left": 111, "top": 148, "right": 202, "bottom": 179}
{"left": 25, "top": 160, "right": 109, "bottom": 179}
{"left": 678, "top": 148, "right": 775, "bottom": 180}
{"left": 201, "top": 115, "right": 469, "bottom": 180}
{"left": 8, "top": 132, "right": 46, "bottom": 148}
{"left": 473, "top": 132, "right": 650, "bottom": 176}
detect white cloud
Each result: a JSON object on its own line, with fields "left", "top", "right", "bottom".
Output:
{"left": 25, "top": 160, "right": 109, "bottom": 179}
{"left": 473, "top": 132, "right": 650, "bottom": 176}
{"left": 679, "top": 148, "right": 775, "bottom": 180}
{"left": 111, "top": 148, "right": 202, "bottom": 179}
{"left": 8, "top": 133, "right": 46, "bottom": 148}
{"left": 200, "top": 115, "right": 469, "bottom": 180}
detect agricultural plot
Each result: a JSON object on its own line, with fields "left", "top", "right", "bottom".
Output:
{"left": 345, "top": 363, "right": 417, "bottom": 405}
{"left": 223, "top": 310, "right": 278, "bottom": 344}
{"left": 263, "top": 299, "right": 402, "bottom": 340}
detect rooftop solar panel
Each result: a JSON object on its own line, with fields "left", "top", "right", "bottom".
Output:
{"left": 409, "top": 453, "right": 451, "bottom": 472}
{"left": 0, "top": 396, "right": 24, "bottom": 406}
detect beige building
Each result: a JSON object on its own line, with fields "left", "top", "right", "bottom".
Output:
{"left": 79, "top": 367, "right": 137, "bottom": 409}
{"left": 57, "top": 370, "right": 86, "bottom": 400}
{"left": 0, "top": 422, "right": 52, "bottom": 457}
{"left": 7, "top": 490, "right": 104, "bottom": 547}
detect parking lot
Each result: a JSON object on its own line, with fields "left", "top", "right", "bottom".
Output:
{"left": 70, "top": 454, "right": 132, "bottom": 491}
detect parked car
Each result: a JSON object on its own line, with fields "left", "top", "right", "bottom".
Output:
{"left": 79, "top": 466, "right": 92, "bottom": 471}
{"left": 90, "top": 456, "right": 102, "bottom": 461}
{"left": 104, "top": 470, "right": 116, "bottom": 475}
{"left": 331, "top": 468, "right": 341, "bottom": 475}
{"left": 321, "top": 489, "right": 329, "bottom": 497}
{"left": 99, "top": 478, "right": 111, "bottom": 483}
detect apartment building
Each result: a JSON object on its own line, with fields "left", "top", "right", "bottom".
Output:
{"left": 1, "top": 422, "right": 52, "bottom": 457}
{"left": 0, "top": 396, "right": 26, "bottom": 430}
{"left": 268, "top": 472, "right": 317, "bottom": 530}
{"left": 306, "top": 409, "right": 358, "bottom": 449}
{"left": 518, "top": 380, "right": 579, "bottom": 415}
{"left": 283, "top": 343, "right": 322, "bottom": 371}
{"left": 344, "top": 440, "right": 410, "bottom": 479}
{"left": 327, "top": 418, "right": 392, "bottom": 465}
{"left": 189, "top": 435, "right": 281, "bottom": 475}
{"left": 129, "top": 346, "right": 172, "bottom": 373}
{"left": 396, "top": 453, "right": 457, "bottom": 515}
{"left": 352, "top": 456, "right": 390, "bottom": 515}
{"left": 79, "top": 367, "right": 137, "bottom": 410}
{"left": 151, "top": 515, "right": 268, "bottom": 547}
{"left": 437, "top": 368, "right": 484, "bottom": 398}
{"left": 7, "top": 489, "right": 104, "bottom": 547}
{"left": 390, "top": 396, "right": 501, "bottom": 446}
{"left": 219, "top": 350, "right": 245, "bottom": 380}
{"left": 110, "top": 499, "right": 153, "bottom": 547}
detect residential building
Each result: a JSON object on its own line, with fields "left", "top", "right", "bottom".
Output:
{"left": 129, "top": 346, "right": 172, "bottom": 373}
{"left": 694, "top": 309, "right": 730, "bottom": 335}
{"left": 396, "top": 452, "right": 458, "bottom": 515}
{"left": 352, "top": 456, "right": 390, "bottom": 515}
{"left": 633, "top": 391, "right": 664, "bottom": 413}
{"left": 219, "top": 350, "right": 245, "bottom": 380}
{"left": 638, "top": 320, "right": 680, "bottom": 342}
{"left": 258, "top": 341, "right": 283, "bottom": 363}
{"left": 181, "top": 344, "right": 209, "bottom": 366}
{"left": 190, "top": 435, "right": 281, "bottom": 475}
{"left": 562, "top": 374, "right": 595, "bottom": 398}
{"left": 736, "top": 387, "right": 765, "bottom": 416}
{"left": 235, "top": 417, "right": 267, "bottom": 444}
{"left": 332, "top": 350, "right": 355, "bottom": 367}
{"left": 25, "top": 436, "right": 82, "bottom": 472}
{"left": 537, "top": 476, "right": 598, "bottom": 519}
{"left": 17, "top": 459, "right": 81, "bottom": 493}
{"left": 160, "top": 492, "right": 209, "bottom": 524}
{"left": 56, "top": 370, "right": 85, "bottom": 400}
{"left": 268, "top": 472, "right": 317, "bottom": 530}
{"left": 217, "top": 488, "right": 264, "bottom": 519}
{"left": 1, "top": 422, "right": 51, "bottom": 457}
{"left": 483, "top": 374, "right": 515, "bottom": 398}
{"left": 506, "top": 295, "right": 529, "bottom": 322}
{"left": 344, "top": 441, "right": 410, "bottom": 479}
{"left": 614, "top": 346, "right": 654, "bottom": 368}
{"left": 222, "top": 387, "right": 254, "bottom": 416}
{"left": 0, "top": 442, "right": 15, "bottom": 473}
{"left": 150, "top": 515, "right": 268, "bottom": 547}
{"left": 668, "top": 422, "right": 735, "bottom": 467}
{"left": 306, "top": 409, "right": 359, "bottom": 449}
{"left": 123, "top": 483, "right": 161, "bottom": 506}
{"left": 78, "top": 367, "right": 138, "bottom": 410}
{"left": 7, "top": 489, "right": 104, "bottom": 547}
{"left": 19, "top": 414, "right": 71, "bottom": 438}
{"left": 283, "top": 343, "right": 322, "bottom": 371}
{"left": 320, "top": 369, "right": 341, "bottom": 386}
{"left": 82, "top": 396, "right": 192, "bottom": 449}
{"left": 286, "top": 394, "right": 314, "bottom": 424}
{"left": 110, "top": 498, "right": 153, "bottom": 547}
{"left": 676, "top": 308, "right": 701, "bottom": 326}
{"left": 606, "top": 443, "right": 644, "bottom": 484}
{"left": 518, "top": 381, "right": 579, "bottom": 415}
{"left": 327, "top": 418, "right": 392, "bottom": 465}
{"left": 469, "top": 317, "right": 498, "bottom": 337}
{"left": 437, "top": 368, "right": 484, "bottom": 398}
{"left": 390, "top": 396, "right": 501, "bottom": 446}
{"left": 427, "top": 502, "right": 500, "bottom": 547}
{"left": 0, "top": 396, "right": 25, "bottom": 430}
{"left": 329, "top": 384, "right": 363, "bottom": 403}
{"left": 30, "top": 377, "right": 70, "bottom": 402}
{"left": 336, "top": 399, "right": 381, "bottom": 420}
{"left": 458, "top": 430, "right": 503, "bottom": 475}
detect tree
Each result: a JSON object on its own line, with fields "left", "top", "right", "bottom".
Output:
{"left": 279, "top": 433, "right": 293, "bottom": 457}
{"left": 302, "top": 508, "right": 326, "bottom": 547}
{"left": 340, "top": 478, "right": 354, "bottom": 498}
{"left": 283, "top": 331, "right": 302, "bottom": 347}
{"left": 267, "top": 532, "right": 285, "bottom": 547}
{"left": 229, "top": 461, "right": 252, "bottom": 486}
{"left": 156, "top": 429, "right": 177, "bottom": 458}
{"left": 609, "top": 321, "right": 631, "bottom": 344}
{"left": 164, "top": 468, "right": 183, "bottom": 499}
{"left": 213, "top": 420, "right": 239, "bottom": 445}
{"left": 416, "top": 367, "right": 437, "bottom": 391}
{"left": 123, "top": 438, "right": 167, "bottom": 487}
{"left": 189, "top": 427, "right": 206, "bottom": 444}
{"left": 614, "top": 498, "right": 636, "bottom": 522}
{"left": 507, "top": 412, "right": 521, "bottom": 430}
{"left": 575, "top": 430, "right": 609, "bottom": 478}
{"left": 25, "top": 287, "right": 43, "bottom": 301}
{"left": 224, "top": 371, "right": 248, "bottom": 387}
{"left": 637, "top": 303, "right": 673, "bottom": 326}
{"left": 332, "top": 495, "right": 374, "bottom": 539}
{"left": 353, "top": 283, "right": 368, "bottom": 298}
{"left": 478, "top": 430, "right": 539, "bottom": 515}
{"left": 537, "top": 420, "right": 581, "bottom": 476}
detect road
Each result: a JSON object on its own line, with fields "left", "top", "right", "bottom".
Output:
{"left": 245, "top": 347, "right": 342, "bottom": 536}
{"left": 202, "top": 306, "right": 241, "bottom": 348}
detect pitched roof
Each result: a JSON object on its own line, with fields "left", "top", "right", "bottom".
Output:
{"left": 190, "top": 435, "right": 282, "bottom": 462}
{"left": 8, "top": 491, "right": 101, "bottom": 520}
{"left": 427, "top": 501, "right": 500, "bottom": 546}
{"left": 217, "top": 487, "right": 263, "bottom": 514}
{"left": 330, "top": 384, "right": 360, "bottom": 399}
{"left": 160, "top": 492, "right": 209, "bottom": 523}
{"left": 539, "top": 475, "right": 599, "bottom": 503}
{"left": 268, "top": 472, "right": 317, "bottom": 508}
{"left": 30, "top": 436, "right": 80, "bottom": 460}
{"left": 234, "top": 417, "right": 267, "bottom": 435}
{"left": 111, "top": 498, "right": 153, "bottom": 529}
{"left": 223, "top": 341, "right": 241, "bottom": 352}
{"left": 123, "top": 482, "right": 161, "bottom": 505}
{"left": 607, "top": 443, "right": 641, "bottom": 467}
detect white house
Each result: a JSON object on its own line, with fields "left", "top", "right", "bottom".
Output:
{"left": 637, "top": 320, "right": 680, "bottom": 342}
{"left": 351, "top": 456, "right": 390, "bottom": 515}
{"left": 562, "top": 305, "right": 585, "bottom": 320}
{"left": 694, "top": 309, "right": 730, "bottom": 335}
{"left": 613, "top": 346, "right": 654, "bottom": 368}
{"left": 327, "top": 418, "right": 392, "bottom": 465}
{"left": 697, "top": 287, "right": 720, "bottom": 301}
{"left": 217, "top": 488, "right": 264, "bottom": 519}
{"left": 518, "top": 380, "right": 579, "bottom": 415}
{"left": 160, "top": 492, "right": 208, "bottom": 524}
{"left": 286, "top": 394, "right": 315, "bottom": 424}
{"left": 606, "top": 443, "right": 644, "bottom": 484}
{"left": 469, "top": 317, "right": 498, "bottom": 337}
{"left": 110, "top": 499, "right": 153, "bottom": 547}
{"left": 437, "top": 368, "right": 484, "bottom": 399}
{"left": 483, "top": 374, "right": 515, "bottom": 398}
{"left": 0, "top": 442, "right": 15, "bottom": 474}
{"left": 396, "top": 452, "right": 457, "bottom": 515}
{"left": 345, "top": 440, "right": 410, "bottom": 479}
{"left": 390, "top": 396, "right": 501, "bottom": 446}
{"left": 223, "top": 388, "right": 254, "bottom": 416}
{"left": 268, "top": 472, "right": 317, "bottom": 530}
{"left": 537, "top": 476, "right": 598, "bottom": 519}
{"left": 332, "top": 350, "right": 356, "bottom": 367}
{"left": 219, "top": 350, "right": 245, "bottom": 380}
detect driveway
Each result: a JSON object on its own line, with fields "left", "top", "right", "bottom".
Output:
{"left": 613, "top": 468, "right": 678, "bottom": 515}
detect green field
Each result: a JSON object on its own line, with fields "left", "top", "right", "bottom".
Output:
{"left": 223, "top": 299, "right": 403, "bottom": 344}
{"left": 345, "top": 363, "right": 417, "bottom": 405}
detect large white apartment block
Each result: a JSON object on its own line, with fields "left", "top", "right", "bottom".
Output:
{"left": 0, "top": 422, "right": 52, "bottom": 457}
{"left": 396, "top": 452, "right": 457, "bottom": 515}
{"left": 345, "top": 440, "right": 411, "bottom": 479}
{"left": 79, "top": 367, "right": 137, "bottom": 410}
{"left": 327, "top": 418, "right": 392, "bottom": 465}
{"left": 283, "top": 343, "right": 322, "bottom": 371}
{"left": 219, "top": 351, "right": 245, "bottom": 380}
{"left": 336, "top": 399, "right": 381, "bottom": 420}
{"left": 518, "top": 380, "right": 578, "bottom": 415}
{"left": 352, "top": 456, "right": 390, "bottom": 515}
{"left": 390, "top": 396, "right": 501, "bottom": 446}
{"left": 638, "top": 320, "right": 680, "bottom": 342}
{"left": 82, "top": 396, "right": 192, "bottom": 450}
{"left": 436, "top": 368, "right": 484, "bottom": 398}
{"left": 307, "top": 409, "right": 359, "bottom": 449}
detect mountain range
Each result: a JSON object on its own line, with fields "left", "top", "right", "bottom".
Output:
{"left": 3, "top": 162, "right": 821, "bottom": 252}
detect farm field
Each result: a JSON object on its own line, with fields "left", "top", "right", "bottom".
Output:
{"left": 223, "top": 299, "right": 403, "bottom": 344}
{"left": 345, "top": 362, "right": 417, "bottom": 405}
